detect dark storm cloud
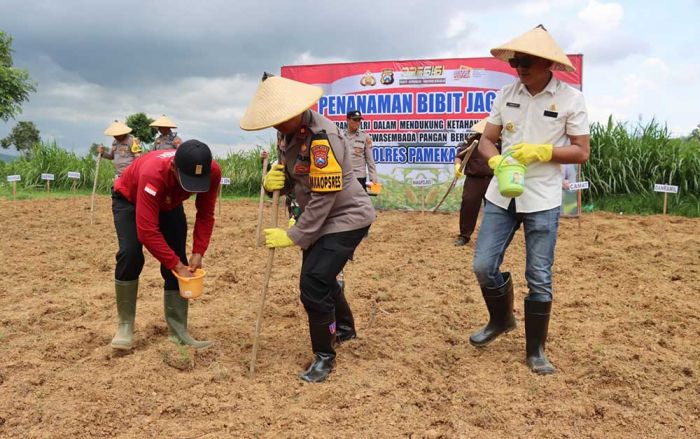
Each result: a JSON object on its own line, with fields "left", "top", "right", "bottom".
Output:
{"left": 1, "top": 0, "right": 501, "bottom": 86}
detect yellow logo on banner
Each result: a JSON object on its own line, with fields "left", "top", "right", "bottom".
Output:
{"left": 309, "top": 134, "right": 342, "bottom": 193}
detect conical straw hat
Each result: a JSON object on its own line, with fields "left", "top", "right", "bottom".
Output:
{"left": 490, "top": 25, "right": 575, "bottom": 72}
{"left": 150, "top": 115, "right": 177, "bottom": 128}
{"left": 472, "top": 118, "right": 487, "bottom": 134}
{"left": 104, "top": 120, "right": 132, "bottom": 136}
{"left": 240, "top": 73, "right": 323, "bottom": 131}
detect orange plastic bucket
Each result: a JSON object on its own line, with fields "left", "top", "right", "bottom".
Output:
{"left": 367, "top": 182, "right": 382, "bottom": 195}
{"left": 171, "top": 268, "right": 206, "bottom": 299}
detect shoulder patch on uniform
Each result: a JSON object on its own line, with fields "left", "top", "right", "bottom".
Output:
{"left": 144, "top": 183, "right": 158, "bottom": 196}
{"left": 309, "top": 132, "right": 342, "bottom": 193}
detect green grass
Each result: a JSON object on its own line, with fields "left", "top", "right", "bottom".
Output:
{"left": 583, "top": 117, "right": 700, "bottom": 201}
{"left": 586, "top": 193, "right": 700, "bottom": 217}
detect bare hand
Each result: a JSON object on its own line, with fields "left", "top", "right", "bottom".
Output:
{"left": 562, "top": 179, "right": 571, "bottom": 190}
{"left": 97, "top": 145, "right": 105, "bottom": 154}
{"left": 188, "top": 253, "right": 203, "bottom": 272}
{"left": 174, "top": 262, "right": 194, "bottom": 278}
{"left": 260, "top": 150, "right": 269, "bottom": 160}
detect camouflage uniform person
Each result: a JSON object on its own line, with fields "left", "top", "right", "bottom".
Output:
{"left": 241, "top": 73, "right": 375, "bottom": 383}
{"left": 99, "top": 120, "right": 142, "bottom": 177}
{"left": 151, "top": 115, "right": 182, "bottom": 150}
{"left": 343, "top": 110, "right": 378, "bottom": 190}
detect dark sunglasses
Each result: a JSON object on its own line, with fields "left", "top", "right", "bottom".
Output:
{"left": 508, "top": 56, "right": 535, "bottom": 68}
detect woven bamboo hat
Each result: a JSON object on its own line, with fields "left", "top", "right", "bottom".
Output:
{"left": 104, "top": 120, "right": 132, "bottom": 136}
{"left": 490, "top": 25, "right": 575, "bottom": 72}
{"left": 150, "top": 115, "right": 177, "bottom": 128}
{"left": 240, "top": 73, "right": 323, "bottom": 131}
{"left": 472, "top": 118, "right": 487, "bottom": 134}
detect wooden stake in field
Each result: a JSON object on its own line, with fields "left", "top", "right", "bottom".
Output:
{"left": 7, "top": 175, "right": 20, "bottom": 201}
{"left": 90, "top": 153, "right": 102, "bottom": 225}
{"left": 249, "top": 176, "right": 282, "bottom": 378}
{"left": 432, "top": 139, "right": 478, "bottom": 213}
{"left": 255, "top": 155, "right": 269, "bottom": 246}
{"left": 217, "top": 184, "right": 222, "bottom": 216}
{"left": 41, "top": 173, "right": 54, "bottom": 194}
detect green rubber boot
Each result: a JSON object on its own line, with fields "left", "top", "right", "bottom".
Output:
{"left": 111, "top": 279, "right": 138, "bottom": 350}
{"left": 164, "top": 290, "right": 211, "bottom": 349}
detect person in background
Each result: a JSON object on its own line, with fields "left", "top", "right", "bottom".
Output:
{"left": 344, "top": 110, "right": 378, "bottom": 191}
{"left": 453, "top": 118, "right": 499, "bottom": 246}
{"left": 98, "top": 120, "right": 142, "bottom": 177}
{"left": 151, "top": 115, "right": 183, "bottom": 150}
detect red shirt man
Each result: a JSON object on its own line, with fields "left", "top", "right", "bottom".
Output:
{"left": 109, "top": 139, "right": 220, "bottom": 351}
{"left": 114, "top": 148, "right": 221, "bottom": 270}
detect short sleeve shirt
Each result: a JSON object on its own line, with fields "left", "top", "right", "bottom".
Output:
{"left": 485, "top": 76, "right": 589, "bottom": 212}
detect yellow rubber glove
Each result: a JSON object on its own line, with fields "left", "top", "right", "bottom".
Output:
{"left": 488, "top": 155, "right": 505, "bottom": 171}
{"left": 510, "top": 143, "right": 553, "bottom": 165}
{"left": 263, "top": 164, "right": 286, "bottom": 192}
{"left": 264, "top": 228, "right": 295, "bottom": 249}
{"left": 131, "top": 138, "right": 142, "bottom": 154}
{"left": 454, "top": 162, "right": 464, "bottom": 178}
{"left": 288, "top": 217, "right": 296, "bottom": 228}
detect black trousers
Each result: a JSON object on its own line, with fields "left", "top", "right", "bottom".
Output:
{"left": 459, "top": 175, "right": 492, "bottom": 240}
{"left": 300, "top": 226, "right": 370, "bottom": 315}
{"left": 111, "top": 191, "right": 187, "bottom": 290}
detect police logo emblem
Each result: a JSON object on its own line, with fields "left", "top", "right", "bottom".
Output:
{"left": 380, "top": 69, "right": 394, "bottom": 85}
{"left": 312, "top": 144, "right": 329, "bottom": 168}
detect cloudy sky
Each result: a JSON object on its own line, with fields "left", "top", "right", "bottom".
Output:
{"left": 1, "top": 0, "right": 698, "bottom": 156}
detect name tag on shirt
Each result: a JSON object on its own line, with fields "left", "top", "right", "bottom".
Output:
{"left": 506, "top": 102, "right": 520, "bottom": 108}
{"left": 544, "top": 110, "right": 558, "bottom": 118}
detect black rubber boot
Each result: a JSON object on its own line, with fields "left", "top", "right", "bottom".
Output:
{"left": 454, "top": 236, "right": 469, "bottom": 246}
{"left": 524, "top": 298, "right": 555, "bottom": 375}
{"left": 335, "top": 279, "right": 356, "bottom": 344}
{"left": 111, "top": 279, "right": 138, "bottom": 350}
{"left": 164, "top": 290, "right": 211, "bottom": 349}
{"left": 469, "top": 272, "right": 517, "bottom": 347}
{"left": 299, "top": 312, "right": 336, "bottom": 383}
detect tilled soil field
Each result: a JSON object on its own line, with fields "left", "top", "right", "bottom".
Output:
{"left": 0, "top": 196, "right": 698, "bottom": 438}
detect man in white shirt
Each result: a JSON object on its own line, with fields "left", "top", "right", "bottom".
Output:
{"left": 468, "top": 25, "right": 590, "bottom": 375}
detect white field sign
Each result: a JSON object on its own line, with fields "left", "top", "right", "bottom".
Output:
{"left": 654, "top": 184, "right": 679, "bottom": 215}
{"left": 654, "top": 184, "right": 678, "bottom": 194}
{"left": 568, "top": 181, "right": 589, "bottom": 191}
{"left": 67, "top": 171, "right": 81, "bottom": 179}
{"left": 7, "top": 175, "right": 21, "bottom": 182}
{"left": 220, "top": 177, "right": 231, "bottom": 185}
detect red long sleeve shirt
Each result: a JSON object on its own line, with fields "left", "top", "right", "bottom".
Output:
{"left": 114, "top": 150, "right": 221, "bottom": 269}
